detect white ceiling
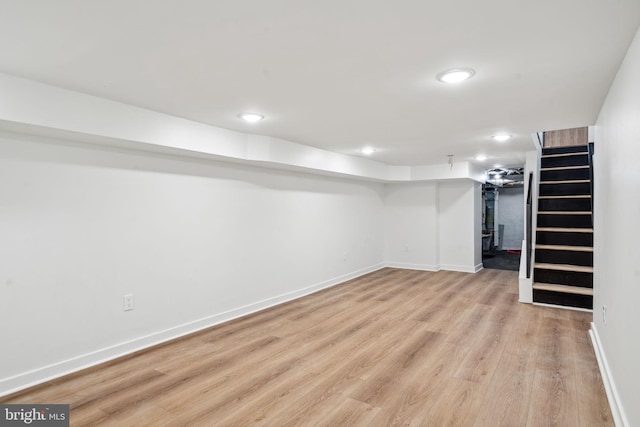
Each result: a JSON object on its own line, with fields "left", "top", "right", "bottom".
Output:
{"left": 1, "top": 1, "right": 639, "bottom": 167}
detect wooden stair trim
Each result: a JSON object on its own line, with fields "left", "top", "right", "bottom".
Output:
{"left": 540, "top": 180, "right": 590, "bottom": 184}
{"left": 534, "top": 263, "right": 593, "bottom": 273}
{"left": 536, "top": 227, "right": 593, "bottom": 233}
{"left": 541, "top": 152, "right": 588, "bottom": 158}
{"left": 541, "top": 165, "right": 590, "bottom": 171}
{"left": 536, "top": 244, "right": 593, "bottom": 252}
{"left": 538, "top": 195, "right": 591, "bottom": 199}
{"left": 533, "top": 283, "right": 593, "bottom": 296}
{"left": 538, "top": 211, "right": 592, "bottom": 215}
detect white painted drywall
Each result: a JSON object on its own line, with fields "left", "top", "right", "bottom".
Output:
{"left": 519, "top": 149, "right": 540, "bottom": 303}
{"left": 384, "top": 180, "right": 482, "bottom": 273}
{"left": 497, "top": 186, "right": 525, "bottom": 250}
{"left": 383, "top": 182, "right": 439, "bottom": 270}
{"left": 473, "top": 181, "right": 483, "bottom": 269}
{"left": 0, "top": 97, "right": 486, "bottom": 394}
{"left": 593, "top": 26, "right": 640, "bottom": 427}
{"left": 0, "top": 134, "right": 386, "bottom": 393}
{"left": 0, "top": 72, "right": 485, "bottom": 184}
{"left": 438, "top": 180, "right": 482, "bottom": 272}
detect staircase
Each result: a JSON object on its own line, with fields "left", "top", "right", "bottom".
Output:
{"left": 533, "top": 144, "right": 593, "bottom": 310}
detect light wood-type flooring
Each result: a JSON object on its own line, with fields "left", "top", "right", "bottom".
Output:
{"left": 2, "top": 268, "right": 612, "bottom": 426}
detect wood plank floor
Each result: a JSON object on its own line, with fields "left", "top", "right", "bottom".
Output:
{"left": 1, "top": 268, "right": 612, "bottom": 426}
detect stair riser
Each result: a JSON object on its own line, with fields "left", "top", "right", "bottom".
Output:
{"left": 535, "top": 249, "right": 593, "bottom": 267}
{"left": 534, "top": 269, "right": 593, "bottom": 287}
{"left": 539, "top": 182, "right": 591, "bottom": 196}
{"left": 538, "top": 198, "right": 591, "bottom": 211}
{"left": 542, "top": 146, "right": 588, "bottom": 156}
{"left": 537, "top": 214, "right": 592, "bottom": 228}
{"left": 536, "top": 231, "right": 593, "bottom": 247}
{"left": 533, "top": 289, "right": 593, "bottom": 309}
{"left": 540, "top": 168, "right": 590, "bottom": 181}
{"left": 541, "top": 155, "right": 589, "bottom": 168}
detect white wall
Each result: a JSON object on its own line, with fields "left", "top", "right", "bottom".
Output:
{"left": 592, "top": 26, "right": 640, "bottom": 427}
{"left": 0, "top": 132, "right": 484, "bottom": 395}
{"left": 384, "top": 182, "right": 439, "bottom": 270}
{"left": 0, "top": 72, "right": 486, "bottom": 184}
{"left": 384, "top": 180, "right": 482, "bottom": 273}
{"left": 0, "top": 134, "right": 386, "bottom": 394}
{"left": 497, "top": 186, "right": 525, "bottom": 250}
{"left": 438, "top": 180, "right": 483, "bottom": 272}
{"left": 519, "top": 149, "right": 540, "bottom": 303}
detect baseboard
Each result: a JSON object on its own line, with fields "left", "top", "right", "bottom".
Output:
{"left": 385, "top": 262, "right": 482, "bottom": 274}
{"left": 0, "top": 262, "right": 386, "bottom": 397}
{"left": 589, "top": 322, "right": 627, "bottom": 426}
{"left": 532, "top": 302, "right": 592, "bottom": 313}
{"left": 384, "top": 262, "right": 439, "bottom": 272}
{"left": 439, "top": 263, "right": 483, "bottom": 273}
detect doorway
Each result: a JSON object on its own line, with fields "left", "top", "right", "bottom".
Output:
{"left": 482, "top": 167, "right": 525, "bottom": 271}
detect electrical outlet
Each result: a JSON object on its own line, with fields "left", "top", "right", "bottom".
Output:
{"left": 123, "top": 294, "right": 134, "bottom": 311}
{"left": 602, "top": 305, "right": 607, "bottom": 324}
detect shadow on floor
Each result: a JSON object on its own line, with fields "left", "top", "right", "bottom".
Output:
{"left": 483, "top": 250, "right": 521, "bottom": 271}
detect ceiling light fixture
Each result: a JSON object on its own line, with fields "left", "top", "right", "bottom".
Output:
{"left": 475, "top": 155, "right": 488, "bottom": 161}
{"left": 361, "top": 147, "right": 376, "bottom": 155}
{"left": 436, "top": 68, "right": 475, "bottom": 83}
{"left": 238, "top": 112, "right": 264, "bottom": 122}
{"left": 491, "top": 134, "right": 511, "bottom": 142}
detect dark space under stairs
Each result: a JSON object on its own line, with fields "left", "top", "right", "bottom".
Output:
{"left": 533, "top": 145, "right": 593, "bottom": 310}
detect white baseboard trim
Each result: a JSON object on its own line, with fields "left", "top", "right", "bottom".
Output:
{"left": 0, "top": 262, "right": 385, "bottom": 397}
{"left": 439, "top": 263, "right": 483, "bottom": 273}
{"left": 589, "top": 322, "right": 627, "bottom": 427}
{"left": 532, "top": 302, "right": 592, "bottom": 313}
{"left": 384, "top": 262, "right": 439, "bottom": 272}
{"left": 384, "top": 263, "right": 482, "bottom": 274}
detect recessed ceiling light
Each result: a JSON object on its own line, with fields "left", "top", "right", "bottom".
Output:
{"left": 491, "top": 134, "right": 511, "bottom": 142}
{"left": 361, "top": 147, "right": 376, "bottom": 155}
{"left": 436, "top": 68, "right": 475, "bottom": 83}
{"left": 475, "top": 155, "right": 488, "bottom": 161}
{"left": 238, "top": 112, "right": 264, "bottom": 122}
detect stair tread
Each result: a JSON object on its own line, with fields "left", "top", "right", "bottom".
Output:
{"left": 540, "top": 180, "right": 590, "bottom": 184}
{"left": 533, "top": 283, "right": 593, "bottom": 295}
{"left": 538, "top": 195, "right": 591, "bottom": 199}
{"left": 542, "top": 152, "right": 589, "bottom": 158}
{"left": 535, "top": 263, "right": 593, "bottom": 273}
{"left": 538, "top": 211, "right": 592, "bottom": 215}
{"left": 537, "top": 227, "right": 593, "bottom": 233}
{"left": 536, "top": 244, "right": 593, "bottom": 252}
{"left": 541, "top": 165, "right": 590, "bottom": 171}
